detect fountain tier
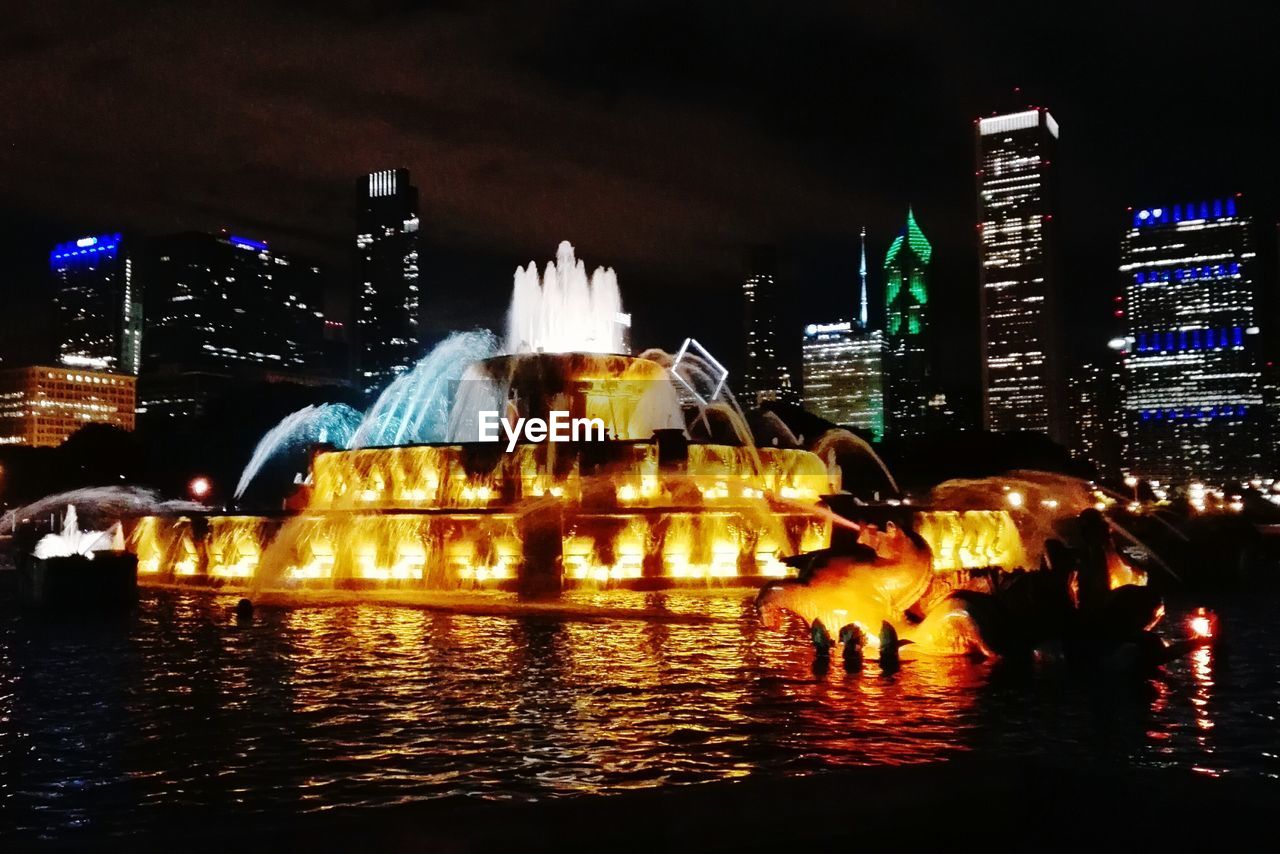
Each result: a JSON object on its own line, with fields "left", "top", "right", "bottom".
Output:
{"left": 130, "top": 433, "right": 837, "bottom": 591}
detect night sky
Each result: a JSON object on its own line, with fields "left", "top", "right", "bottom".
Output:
{"left": 2, "top": 0, "right": 1277, "bottom": 388}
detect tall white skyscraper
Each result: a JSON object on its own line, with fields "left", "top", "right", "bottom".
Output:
{"left": 976, "top": 107, "right": 1066, "bottom": 442}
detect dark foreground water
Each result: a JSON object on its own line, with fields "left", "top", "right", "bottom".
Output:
{"left": 1, "top": 586, "right": 1277, "bottom": 841}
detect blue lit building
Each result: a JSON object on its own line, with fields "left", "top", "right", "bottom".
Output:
{"left": 1120, "top": 196, "right": 1264, "bottom": 483}
{"left": 50, "top": 233, "right": 143, "bottom": 375}
{"left": 357, "top": 168, "right": 421, "bottom": 399}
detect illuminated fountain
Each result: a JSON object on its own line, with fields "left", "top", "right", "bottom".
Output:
{"left": 127, "top": 241, "right": 1025, "bottom": 599}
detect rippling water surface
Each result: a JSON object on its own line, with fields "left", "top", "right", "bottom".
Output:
{"left": 1, "top": 587, "right": 1276, "bottom": 840}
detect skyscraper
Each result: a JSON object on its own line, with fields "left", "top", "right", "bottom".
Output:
{"left": 139, "top": 231, "right": 333, "bottom": 422}
{"left": 357, "top": 168, "right": 421, "bottom": 399}
{"left": 802, "top": 321, "right": 884, "bottom": 440}
{"left": 1068, "top": 354, "right": 1126, "bottom": 480}
{"left": 49, "top": 233, "right": 143, "bottom": 375}
{"left": 882, "top": 208, "right": 932, "bottom": 437}
{"left": 976, "top": 107, "right": 1066, "bottom": 442}
{"left": 1120, "top": 196, "right": 1264, "bottom": 483}
{"left": 142, "top": 232, "right": 326, "bottom": 374}
{"left": 741, "top": 246, "right": 794, "bottom": 406}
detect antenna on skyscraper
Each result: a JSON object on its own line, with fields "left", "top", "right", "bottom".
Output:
{"left": 858, "top": 226, "right": 869, "bottom": 329}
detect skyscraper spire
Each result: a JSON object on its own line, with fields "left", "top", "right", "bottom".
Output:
{"left": 858, "top": 226, "right": 869, "bottom": 328}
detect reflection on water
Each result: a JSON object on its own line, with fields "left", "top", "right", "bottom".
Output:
{"left": 1, "top": 589, "right": 1276, "bottom": 840}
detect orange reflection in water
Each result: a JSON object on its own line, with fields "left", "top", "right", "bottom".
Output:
{"left": 253, "top": 589, "right": 990, "bottom": 785}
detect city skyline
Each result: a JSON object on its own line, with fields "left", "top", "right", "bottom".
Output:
{"left": 3, "top": 8, "right": 1278, "bottom": 848}
{"left": 2, "top": 4, "right": 1279, "bottom": 478}
{"left": 3, "top": 3, "right": 1277, "bottom": 380}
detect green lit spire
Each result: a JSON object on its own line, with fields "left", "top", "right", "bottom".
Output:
{"left": 883, "top": 207, "right": 931, "bottom": 338}
{"left": 883, "top": 207, "right": 932, "bottom": 268}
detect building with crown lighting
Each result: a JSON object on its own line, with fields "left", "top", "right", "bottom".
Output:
{"left": 883, "top": 209, "right": 932, "bottom": 438}
{"left": 49, "top": 233, "right": 143, "bottom": 375}
{"left": 801, "top": 321, "right": 884, "bottom": 440}
{"left": 1120, "top": 196, "right": 1263, "bottom": 483}
{"left": 0, "top": 366, "right": 135, "bottom": 447}
{"left": 357, "top": 168, "right": 421, "bottom": 399}
{"left": 741, "top": 246, "right": 795, "bottom": 406}
{"left": 976, "top": 107, "right": 1066, "bottom": 443}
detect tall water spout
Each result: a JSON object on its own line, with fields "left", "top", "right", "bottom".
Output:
{"left": 505, "top": 241, "right": 628, "bottom": 354}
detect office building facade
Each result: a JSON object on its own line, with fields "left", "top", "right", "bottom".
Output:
{"left": 49, "top": 233, "right": 143, "bottom": 375}
{"left": 139, "top": 231, "right": 333, "bottom": 422}
{"left": 1068, "top": 356, "right": 1126, "bottom": 480}
{"left": 741, "top": 246, "right": 794, "bottom": 406}
{"left": 976, "top": 107, "right": 1066, "bottom": 442}
{"left": 142, "top": 232, "right": 327, "bottom": 374}
{"left": 1121, "top": 196, "right": 1264, "bottom": 483}
{"left": 357, "top": 168, "right": 421, "bottom": 398}
{"left": 802, "top": 322, "right": 884, "bottom": 440}
{"left": 0, "top": 366, "right": 135, "bottom": 447}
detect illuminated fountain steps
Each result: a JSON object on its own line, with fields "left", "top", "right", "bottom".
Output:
{"left": 128, "top": 506, "right": 1021, "bottom": 593}
{"left": 304, "top": 441, "right": 832, "bottom": 513}
{"left": 127, "top": 508, "right": 820, "bottom": 591}
{"left": 559, "top": 509, "right": 828, "bottom": 587}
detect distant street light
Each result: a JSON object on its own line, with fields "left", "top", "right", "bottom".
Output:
{"left": 1006, "top": 491, "right": 1024, "bottom": 509}
{"left": 1124, "top": 475, "right": 1139, "bottom": 504}
{"left": 189, "top": 476, "right": 212, "bottom": 501}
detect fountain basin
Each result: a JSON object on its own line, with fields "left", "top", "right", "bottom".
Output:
{"left": 19, "top": 552, "right": 138, "bottom": 609}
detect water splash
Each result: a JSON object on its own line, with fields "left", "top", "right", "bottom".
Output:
{"left": 810, "top": 428, "right": 899, "bottom": 495}
{"left": 506, "top": 241, "right": 627, "bottom": 355}
{"left": 33, "top": 505, "right": 126, "bottom": 559}
{"left": 350, "top": 330, "right": 499, "bottom": 448}
{"left": 10, "top": 487, "right": 205, "bottom": 530}
{"left": 234, "top": 403, "right": 362, "bottom": 499}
